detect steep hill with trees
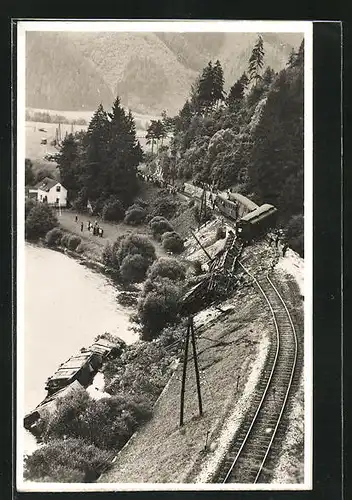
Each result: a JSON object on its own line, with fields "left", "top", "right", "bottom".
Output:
{"left": 146, "top": 37, "right": 305, "bottom": 255}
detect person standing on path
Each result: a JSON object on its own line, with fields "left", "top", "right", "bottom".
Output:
{"left": 75, "top": 215, "right": 78, "bottom": 223}
{"left": 80, "top": 222, "right": 84, "bottom": 232}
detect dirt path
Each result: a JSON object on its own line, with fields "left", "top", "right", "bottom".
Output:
{"left": 57, "top": 210, "right": 167, "bottom": 260}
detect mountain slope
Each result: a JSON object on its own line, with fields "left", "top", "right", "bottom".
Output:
{"left": 25, "top": 32, "right": 114, "bottom": 111}
{"left": 25, "top": 31, "right": 303, "bottom": 116}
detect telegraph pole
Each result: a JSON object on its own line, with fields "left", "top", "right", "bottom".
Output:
{"left": 179, "top": 319, "right": 191, "bottom": 427}
{"left": 190, "top": 318, "right": 203, "bottom": 417}
{"left": 179, "top": 316, "right": 203, "bottom": 427}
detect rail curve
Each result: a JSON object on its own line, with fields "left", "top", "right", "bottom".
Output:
{"left": 214, "top": 261, "right": 298, "bottom": 484}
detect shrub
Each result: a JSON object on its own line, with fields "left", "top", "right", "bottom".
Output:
{"left": 41, "top": 386, "right": 152, "bottom": 452}
{"left": 216, "top": 226, "right": 226, "bottom": 240}
{"left": 149, "top": 216, "right": 174, "bottom": 240}
{"left": 161, "top": 231, "right": 185, "bottom": 254}
{"left": 124, "top": 206, "right": 146, "bottom": 225}
{"left": 75, "top": 242, "right": 87, "bottom": 254}
{"left": 68, "top": 235, "right": 81, "bottom": 251}
{"left": 25, "top": 203, "right": 58, "bottom": 241}
{"left": 150, "top": 194, "right": 178, "bottom": 219}
{"left": 285, "top": 214, "right": 304, "bottom": 257}
{"left": 147, "top": 257, "right": 186, "bottom": 282}
{"left": 139, "top": 277, "right": 182, "bottom": 340}
{"left": 25, "top": 198, "right": 37, "bottom": 217}
{"left": 23, "top": 438, "right": 112, "bottom": 483}
{"left": 45, "top": 227, "right": 63, "bottom": 247}
{"left": 133, "top": 198, "right": 148, "bottom": 208}
{"left": 117, "top": 292, "right": 138, "bottom": 307}
{"left": 102, "top": 197, "right": 124, "bottom": 222}
{"left": 116, "top": 234, "right": 156, "bottom": 267}
{"left": 120, "top": 254, "right": 150, "bottom": 283}
{"left": 102, "top": 241, "right": 116, "bottom": 268}
{"left": 60, "top": 233, "right": 70, "bottom": 248}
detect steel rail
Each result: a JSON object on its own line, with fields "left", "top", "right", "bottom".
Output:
{"left": 220, "top": 261, "right": 298, "bottom": 483}
{"left": 253, "top": 274, "right": 298, "bottom": 482}
{"left": 221, "top": 261, "right": 280, "bottom": 483}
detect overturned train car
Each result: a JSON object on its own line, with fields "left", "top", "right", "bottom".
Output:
{"left": 237, "top": 203, "right": 278, "bottom": 241}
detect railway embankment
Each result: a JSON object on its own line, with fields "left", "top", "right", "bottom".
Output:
{"left": 100, "top": 226, "right": 305, "bottom": 484}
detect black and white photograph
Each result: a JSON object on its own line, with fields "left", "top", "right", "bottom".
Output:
{"left": 17, "top": 20, "right": 313, "bottom": 491}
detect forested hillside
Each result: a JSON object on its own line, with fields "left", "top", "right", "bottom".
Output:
{"left": 145, "top": 36, "right": 304, "bottom": 255}
{"left": 26, "top": 31, "right": 302, "bottom": 115}
{"left": 25, "top": 32, "right": 114, "bottom": 111}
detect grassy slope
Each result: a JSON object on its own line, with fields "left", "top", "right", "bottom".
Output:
{"left": 100, "top": 287, "right": 272, "bottom": 483}
{"left": 97, "top": 229, "right": 305, "bottom": 484}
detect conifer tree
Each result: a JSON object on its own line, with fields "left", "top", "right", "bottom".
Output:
{"left": 287, "top": 48, "right": 297, "bottom": 68}
{"left": 227, "top": 78, "right": 245, "bottom": 109}
{"left": 80, "top": 103, "right": 110, "bottom": 199}
{"left": 248, "top": 35, "right": 265, "bottom": 85}
{"left": 106, "top": 97, "right": 142, "bottom": 203}
{"left": 56, "top": 133, "right": 82, "bottom": 200}
{"left": 212, "top": 60, "right": 225, "bottom": 107}
{"left": 239, "top": 72, "right": 250, "bottom": 89}
{"left": 197, "top": 61, "right": 215, "bottom": 113}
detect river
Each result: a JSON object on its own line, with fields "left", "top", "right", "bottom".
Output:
{"left": 22, "top": 244, "right": 138, "bottom": 454}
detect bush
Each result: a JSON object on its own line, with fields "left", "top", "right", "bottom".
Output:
{"left": 41, "top": 386, "right": 152, "bottom": 451}
{"left": 149, "top": 216, "right": 174, "bottom": 240}
{"left": 67, "top": 235, "right": 81, "bottom": 251}
{"left": 285, "top": 214, "right": 304, "bottom": 257}
{"left": 133, "top": 198, "right": 148, "bottom": 208}
{"left": 161, "top": 231, "right": 185, "bottom": 254}
{"left": 216, "top": 226, "right": 226, "bottom": 240}
{"left": 75, "top": 242, "right": 87, "bottom": 254}
{"left": 150, "top": 194, "right": 179, "bottom": 219}
{"left": 45, "top": 227, "right": 63, "bottom": 247}
{"left": 102, "top": 241, "right": 116, "bottom": 268}
{"left": 147, "top": 257, "right": 186, "bottom": 282}
{"left": 23, "top": 438, "right": 113, "bottom": 483}
{"left": 25, "top": 198, "right": 37, "bottom": 217}
{"left": 102, "top": 197, "right": 124, "bottom": 222}
{"left": 120, "top": 254, "right": 150, "bottom": 283}
{"left": 124, "top": 206, "right": 146, "bottom": 225}
{"left": 116, "top": 234, "right": 156, "bottom": 267}
{"left": 60, "top": 233, "right": 70, "bottom": 248}
{"left": 25, "top": 203, "right": 58, "bottom": 241}
{"left": 139, "top": 277, "right": 182, "bottom": 339}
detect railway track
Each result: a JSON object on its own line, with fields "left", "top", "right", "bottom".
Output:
{"left": 214, "top": 261, "right": 298, "bottom": 484}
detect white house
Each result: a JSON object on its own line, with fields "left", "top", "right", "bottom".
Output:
{"left": 34, "top": 177, "right": 68, "bottom": 207}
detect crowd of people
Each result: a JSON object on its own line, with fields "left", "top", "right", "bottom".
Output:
{"left": 74, "top": 215, "right": 104, "bottom": 237}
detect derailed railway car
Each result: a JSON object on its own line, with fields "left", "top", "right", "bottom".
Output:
{"left": 237, "top": 203, "right": 278, "bottom": 241}
{"left": 214, "top": 193, "right": 239, "bottom": 220}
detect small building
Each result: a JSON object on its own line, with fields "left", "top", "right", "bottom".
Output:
{"left": 35, "top": 177, "right": 67, "bottom": 207}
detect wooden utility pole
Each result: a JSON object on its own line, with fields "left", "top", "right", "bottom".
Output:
{"left": 179, "top": 316, "right": 203, "bottom": 427}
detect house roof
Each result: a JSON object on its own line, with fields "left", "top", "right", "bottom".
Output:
{"left": 35, "top": 177, "right": 60, "bottom": 192}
